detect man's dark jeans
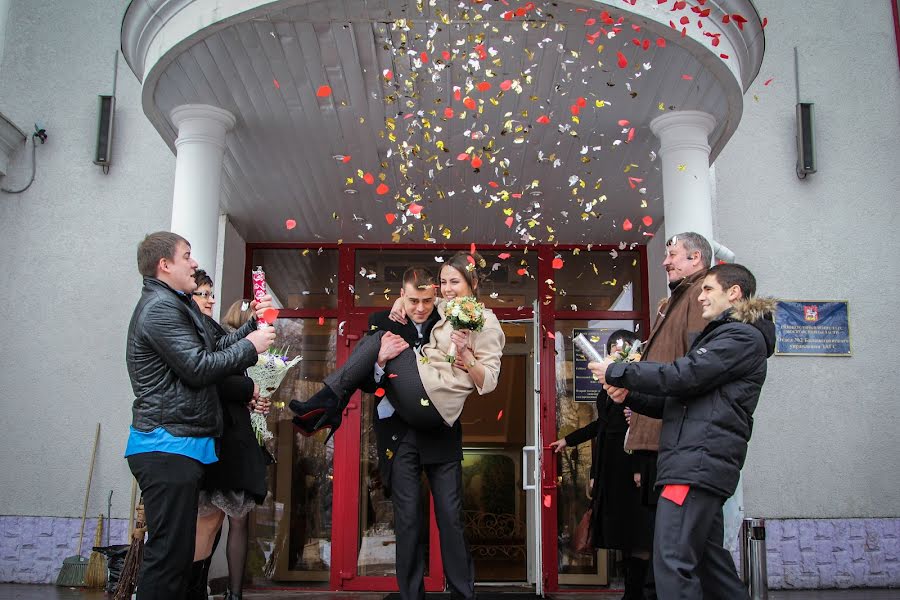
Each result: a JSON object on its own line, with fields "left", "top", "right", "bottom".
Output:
{"left": 128, "top": 452, "right": 205, "bottom": 600}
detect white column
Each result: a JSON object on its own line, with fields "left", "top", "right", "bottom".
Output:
{"left": 650, "top": 110, "right": 717, "bottom": 246}
{"left": 169, "top": 104, "right": 235, "bottom": 272}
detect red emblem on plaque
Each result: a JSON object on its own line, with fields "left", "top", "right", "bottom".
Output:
{"left": 804, "top": 305, "right": 819, "bottom": 322}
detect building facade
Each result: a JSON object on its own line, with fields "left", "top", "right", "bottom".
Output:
{"left": 0, "top": 0, "right": 898, "bottom": 591}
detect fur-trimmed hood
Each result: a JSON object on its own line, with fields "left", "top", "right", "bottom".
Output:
{"left": 723, "top": 297, "right": 777, "bottom": 358}
{"left": 730, "top": 297, "right": 777, "bottom": 324}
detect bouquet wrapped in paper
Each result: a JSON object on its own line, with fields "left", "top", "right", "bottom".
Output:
{"left": 246, "top": 349, "right": 302, "bottom": 444}
{"left": 608, "top": 338, "right": 642, "bottom": 363}
{"left": 443, "top": 296, "right": 486, "bottom": 363}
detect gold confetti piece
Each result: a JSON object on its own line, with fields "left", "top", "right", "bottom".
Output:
{"left": 677, "top": 164, "right": 687, "bottom": 171}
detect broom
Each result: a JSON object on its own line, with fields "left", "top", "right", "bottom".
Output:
{"left": 114, "top": 499, "right": 145, "bottom": 600}
{"left": 55, "top": 422, "right": 100, "bottom": 586}
{"left": 84, "top": 514, "right": 106, "bottom": 588}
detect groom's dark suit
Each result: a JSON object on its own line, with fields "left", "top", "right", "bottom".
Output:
{"left": 364, "top": 308, "right": 474, "bottom": 600}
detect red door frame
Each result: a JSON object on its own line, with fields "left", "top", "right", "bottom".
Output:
{"left": 244, "top": 242, "right": 650, "bottom": 593}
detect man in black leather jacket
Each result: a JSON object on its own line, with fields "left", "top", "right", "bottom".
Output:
{"left": 592, "top": 263, "right": 776, "bottom": 600}
{"left": 124, "top": 232, "right": 275, "bottom": 600}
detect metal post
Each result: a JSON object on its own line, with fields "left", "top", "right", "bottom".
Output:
{"left": 740, "top": 517, "right": 768, "bottom": 600}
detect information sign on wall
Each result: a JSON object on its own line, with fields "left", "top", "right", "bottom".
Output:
{"left": 572, "top": 328, "right": 607, "bottom": 403}
{"left": 774, "top": 301, "right": 851, "bottom": 356}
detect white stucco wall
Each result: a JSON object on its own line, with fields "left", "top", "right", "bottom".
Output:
{"left": 0, "top": 0, "right": 175, "bottom": 519}
{"left": 713, "top": 0, "right": 900, "bottom": 518}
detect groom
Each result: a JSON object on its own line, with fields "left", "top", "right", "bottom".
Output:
{"left": 367, "top": 267, "right": 475, "bottom": 600}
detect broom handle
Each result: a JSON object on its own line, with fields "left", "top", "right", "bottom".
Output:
{"left": 127, "top": 478, "right": 137, "bottom": 542}
{"left": 77, "top": 423, "right": 100, "bottom": 556}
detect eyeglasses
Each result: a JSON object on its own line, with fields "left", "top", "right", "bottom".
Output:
{"left": 192, "top": 291, "right": 215, "bottom": 300}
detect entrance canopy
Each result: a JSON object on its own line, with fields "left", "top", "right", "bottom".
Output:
{"left": 122, "top": 0, "right": 764, "bottom": 246}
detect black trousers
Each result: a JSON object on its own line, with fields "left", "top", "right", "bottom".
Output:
{"left": 391, "top": 432, "right": 474, "bottom": 600}
{"left": 327, "top": 331, "right": 443, "bottom": 430}
{"left": 128, "top": 452, "right": 205, "bottom": 600}
{"left": 653, "top": 486, "right": 748, "bottom": 600}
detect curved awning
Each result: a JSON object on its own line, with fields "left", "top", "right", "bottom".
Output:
{"left": 122, "top": 0, "right": 764, "bottom": 244}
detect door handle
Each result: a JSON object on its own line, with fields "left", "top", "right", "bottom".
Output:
{"left": 522, "top": 446, "right": 535, "bottom": 491}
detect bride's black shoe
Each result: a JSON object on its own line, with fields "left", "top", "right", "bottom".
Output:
{"left": 289, "top": 386, "right": 344, "bottom": 443}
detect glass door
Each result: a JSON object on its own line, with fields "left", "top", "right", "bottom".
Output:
{"left": 333, "top": 314, "right": 444, "bottom": 592}
{"left": 525, "top": 301, "right": 544, "bottom": 595}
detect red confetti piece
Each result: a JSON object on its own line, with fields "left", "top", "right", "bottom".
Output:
{"left": 764, "top": 78, "right": 774, "bottom": 86}
{"left": 618, "top": 119, "right": 630, "bottom": 127}
{"left": 388, "top": 373, "right": 398, "bottom": 378}
{"left": 642, "top": 215, "right": 653, "bottom": 226}
{"left": 457, "top": 153, "right": 470, "bottom": 161}
{"left": 476, "top": 81, "right": 491, "bottom": 92}
{"left": 376, "top": 183, "right": 390, "bottom": 195}
{"left": 628, "top": 176, "right": 643, "bottom": 189}
{"left": 536, "top": 115, "right": 550, "bottom": 124}
{"left": 570, "top": 105, "right": 580, "bottom": 115}
{"left": 420, "top": 51, "right": 429, "bottom": 63}
{"left": 500, "top": 79, "right": 512, "bottom": 91}
{"left": 408, "top": 203, "right": 423, "bottom": 215}
{"left": 617, "top": 51, "right": 628, "bottom": 69}
{"left": 273, "top": 78, "right": 280, "bottom": 89}
{"left": 262, "top": 308, "right": 279, "bottom": 324}
{"left": 385, "top": 213, "right": 396, "bottom": 225}
{"left": 342, "top": 155, "right": 351, "bottom": 163}
{"left": 454, "top": 87, "right": 462, "bottom": 101}
{"left": 285, "top": 219, "right": 296, "bottom": 230}
{"left": 762, "top": 17, "right": 768, "bottom": 28}
{"left": 316, "top": 85, "right": 332, "bottom": 97}
{"left": 546, "top": 331, "right": 555, "bottom": 339}
{"left": 627, "top": 127, "right": 635, "bottom": 143}
{"left": 517, "top": 268, "right": 528, "bottom": 276}
{"left": 497, "top": 410, "right": 504, "bottom": 421}
{"left": 463, "top": 97, "right": 476, "bottom": 110}
{"left": 488, "top": 181, "right": 499, "bottom": 188}
{"left": 642, "top": 38, "right": 651, "bottom": 51}
{"left": 682, "top": 74, "right": 693, "bottom": 80}
{"left": 375, "top": 388, "right": 386, "bottom": 398}
{"left": 444, "top": 107, "right": 455, "bottom": 119}
{"left": 657, "top": 38, "right": 667, "bottom": 47}
{"left": 679, "top": 16, "right": 690, "bottom": 25}
{"left": 552, "top": 257, "right": 564, "bottom": 269}
{"left": 505, "top": 216, "right": 514, "bottom": 228}
{"left": 474, "top": 44, "right": 487, "bottom": 60}
{"left": 363, "top": 172, "right": 375, "bottom": 185}
{"left": 318, "top": 316, "right": 325, "bottom": 325}
{"left": 470, "top": 243, "right": 477, "bottom": 255}
{"left": 622, "top": 218, "right": 634, "bottom": 231}
{"left": 471, "top": 155, "right": 483, "bottom": 169}
{"left": 442, "top": 50, "right": 451, "bottom": 61}
{"left": 576, "top": 96, "right": 587, "bottom": 107}
{"left": 498, "top": 253, "right": 511, "bottom": 259}
{"left": 383, "top": 69, "right": 393, "bottom": 80}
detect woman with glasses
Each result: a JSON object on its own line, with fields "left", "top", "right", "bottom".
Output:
{"left": 187, "top": 270, "right": 270, "bottom": 600}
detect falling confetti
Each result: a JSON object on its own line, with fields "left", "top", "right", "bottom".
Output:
{"left": 316, "top": 85, "right": 332, "bottom": 97}
{"left": 285, "top": 219, "right": 296, "bottom": 230}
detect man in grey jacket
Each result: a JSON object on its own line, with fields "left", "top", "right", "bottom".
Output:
{"left": 125, "top": 231, "right": 275, "bottom": 600}
{"left": 591, "top": 263, "right": 776, "bottom": 600}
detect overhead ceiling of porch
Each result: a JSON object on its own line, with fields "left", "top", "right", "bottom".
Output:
{"left": 148, "top": 0, "right": 740, "bottom": 245}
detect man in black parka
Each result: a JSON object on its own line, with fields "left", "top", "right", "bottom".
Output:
{"left": 590, "top": 263, "right": 776, "bottom": 600}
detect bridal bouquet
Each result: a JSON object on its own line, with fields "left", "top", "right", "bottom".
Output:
{"left": 444, "top": 296, "right": 486, "bottom": 363}
{"left": 246, "top": 348, "right": 302, "bottom": 444}
{"left": 609, "top": 338, "right": 642, "bottom": 363}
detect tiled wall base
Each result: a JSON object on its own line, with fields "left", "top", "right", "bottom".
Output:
{"left": 0, "top": 516, "right": 129, "bottom": 584}
{"left": 730, "top": 518, "right": 899, "bottom": 589}
{"left": 2, "top": 515, "right": 898, "bottom": 587}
